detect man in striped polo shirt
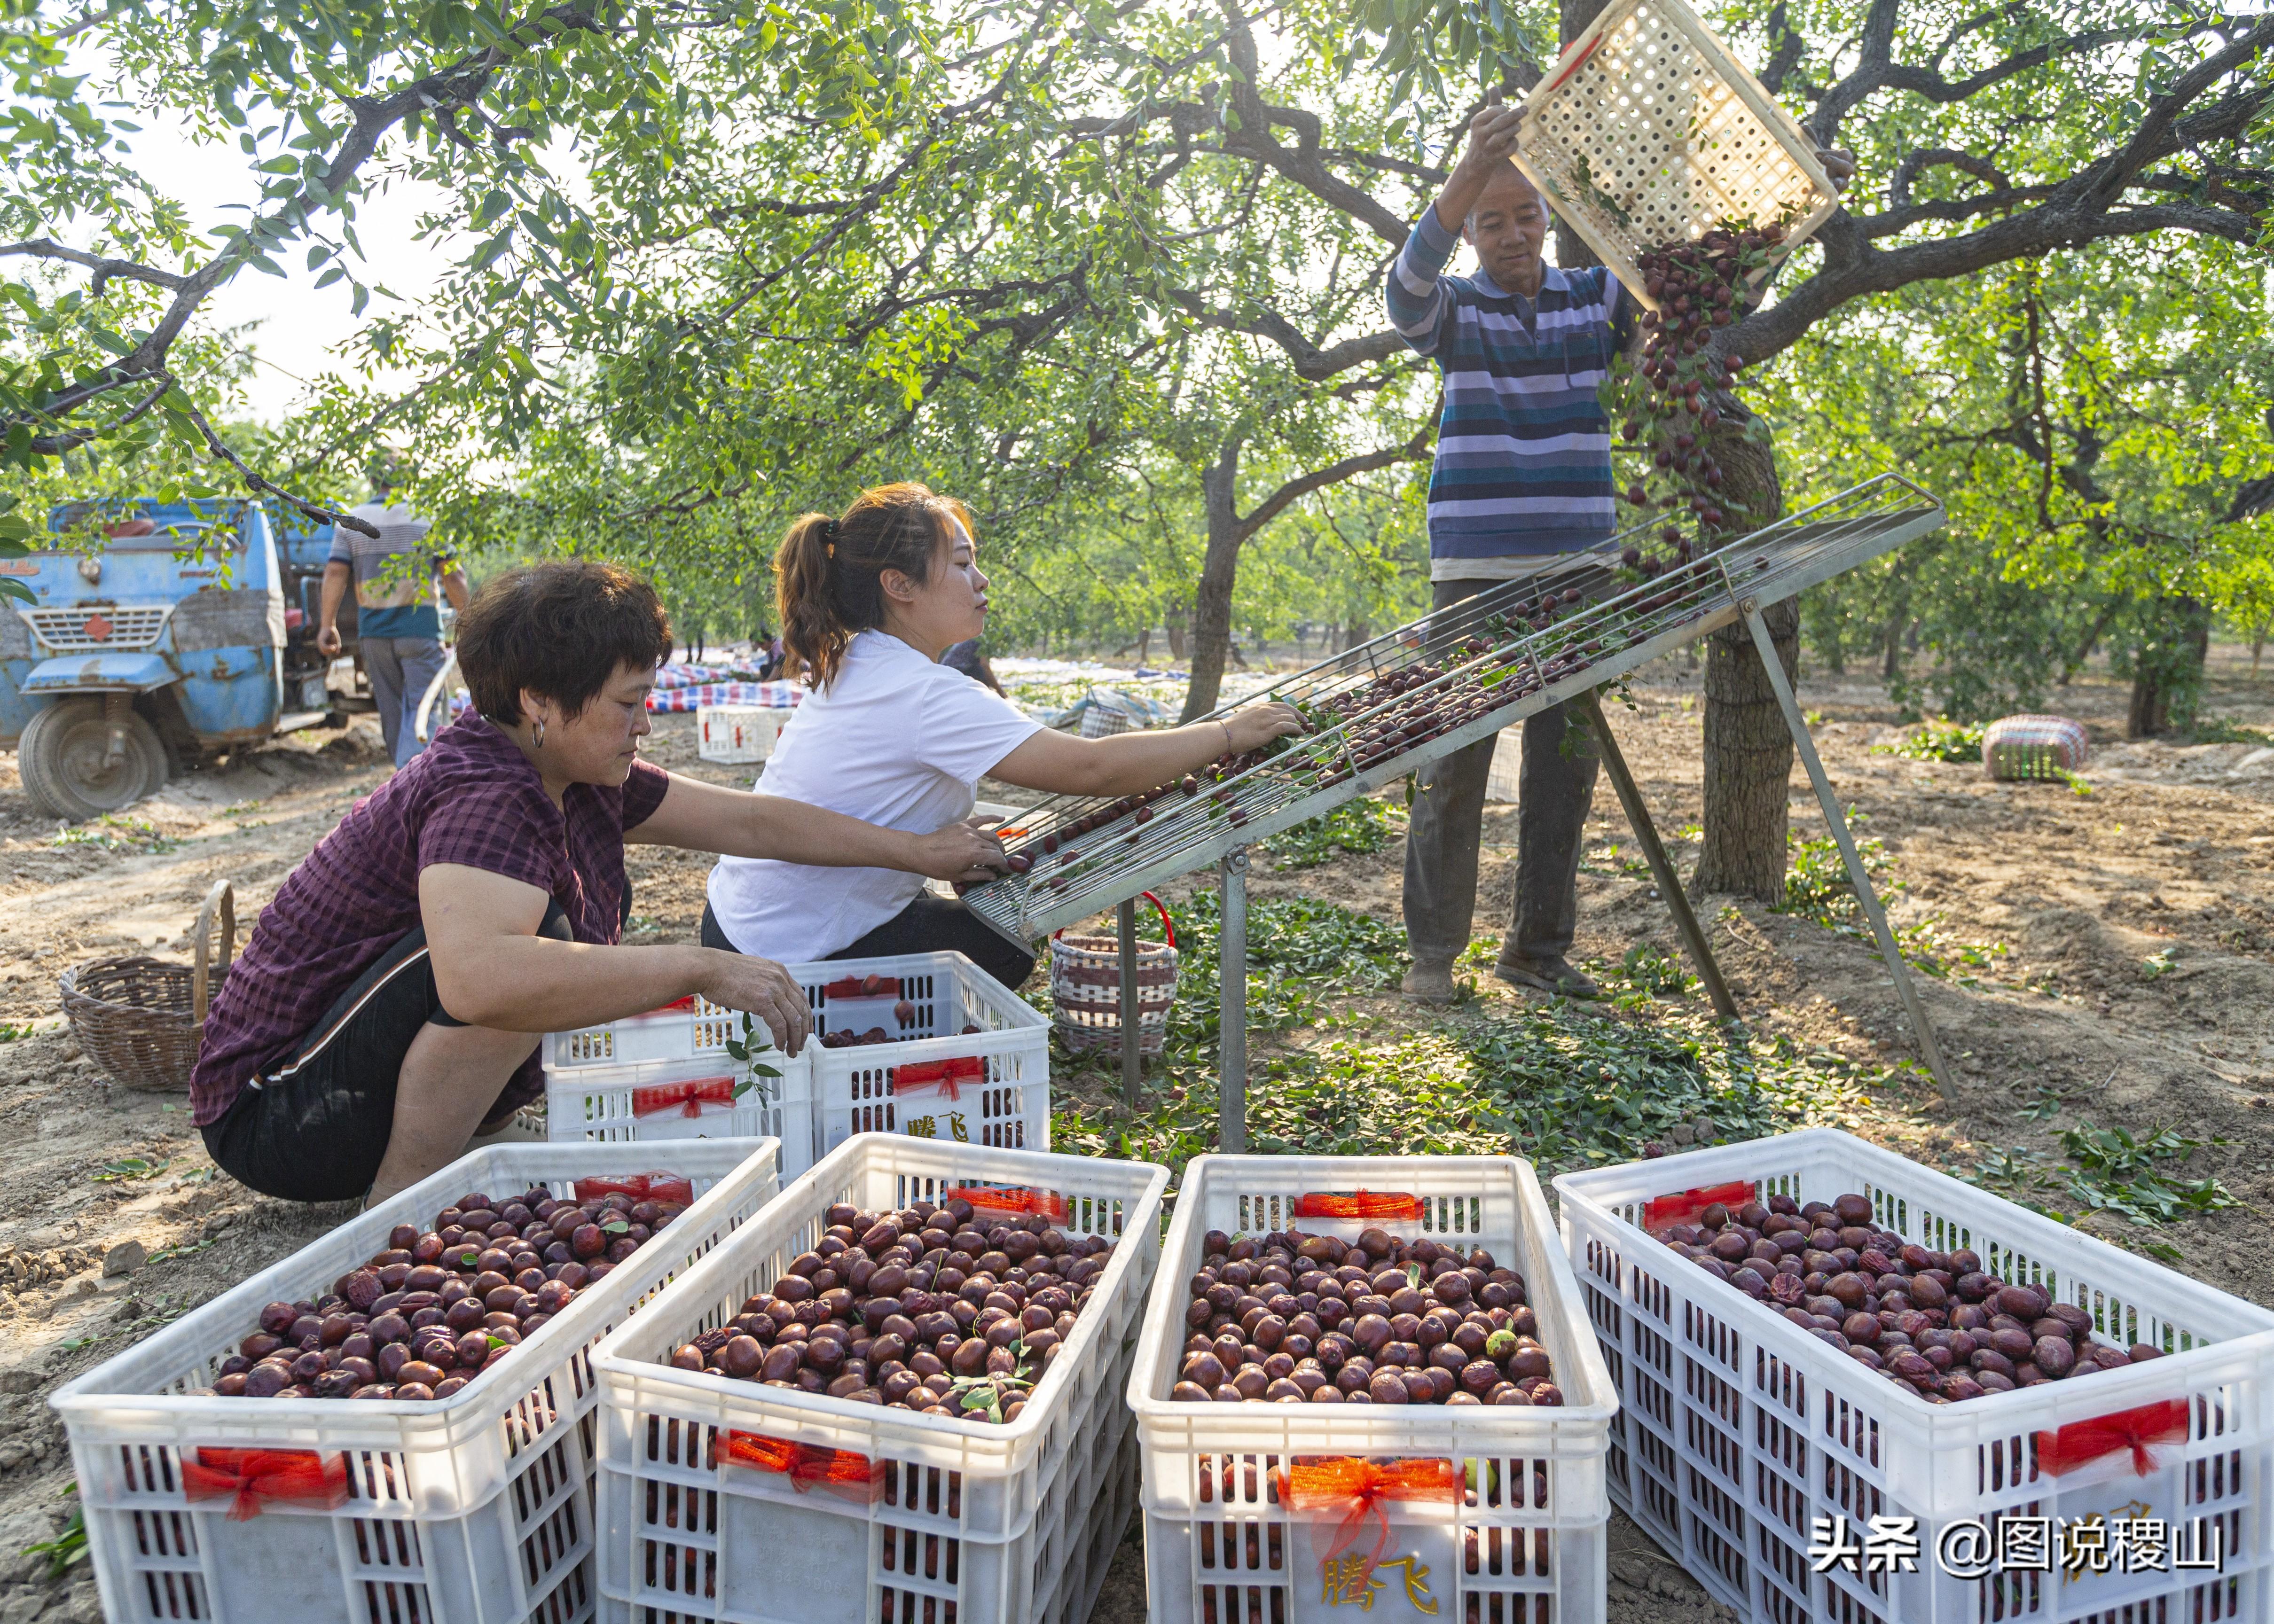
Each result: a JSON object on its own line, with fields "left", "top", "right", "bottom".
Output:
{"left": 1388, "top": 96, "right": 1632, "bottom": 1003}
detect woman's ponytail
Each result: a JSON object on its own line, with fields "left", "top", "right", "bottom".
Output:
{"left": 776, "top": 512, "right": 849, "bottom": 687}
{"left": 774, "top": 483, "right": 967, "bottom": 689}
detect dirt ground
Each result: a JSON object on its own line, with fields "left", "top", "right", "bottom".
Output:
{"left": 1, "top": 653, "right": 2271, "bottom": 1623}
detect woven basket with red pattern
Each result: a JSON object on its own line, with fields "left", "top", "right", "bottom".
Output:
{"left": 1049, "top": 894, "right": 1179, "bottom": 1057}
{"left": 1982, "top": 713, "right": 2088, "bottom": 781}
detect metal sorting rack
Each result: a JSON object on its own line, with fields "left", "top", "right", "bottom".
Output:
{"left": 965, "top": 475, "right": 1953, "bottom": 1141}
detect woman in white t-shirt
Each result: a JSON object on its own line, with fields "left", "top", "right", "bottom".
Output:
{"left": 704, "top": 482, "right": 1301, "bottom": 986}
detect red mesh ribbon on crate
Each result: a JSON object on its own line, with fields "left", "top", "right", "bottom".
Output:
{"left": 1273, "top": 1456, "right": 1462, "bottom": 1566}
{"left": 823, "top": 976, "right": 901, "bottom": 999}
{"left": 646, "top": 995, "right": 700, "bottom": 1015}
{"left": 1642, "top": 1180, "right": 1756, "bottom": 1234}
{"left": 940, "top": 1185, "right": 1071, "bottom": 1224}
{"left": 894, "top": 1057, "right": 986, "bottom": 1100}
{"left": 631, "top": 1075, "right": 737, "bottom": 1119}
{"left": 719, "top": 1432, "right": 886, "bottom": 1502}
{"left": 574, "top": 1172, "right": 696, "bottom": 1205}
{"left": 1292, "top": 1191, "right": 1423, "bottom": 1221}
{"left": 182, "top": 1447, "right": 350, "bottom": 1521}
{"left": 2036, "top": 1398, "right": 2191, "bottom": 1479}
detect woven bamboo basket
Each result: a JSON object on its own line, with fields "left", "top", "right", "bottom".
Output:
{"left": 59, "top": 879, "right": 234, "bottom": 1092}
{"left": 1513, "top": 0, "right": 1841, "bottom": 310}
{"left": 1050, "top": 892, "right": 1180, "bottom": 1057}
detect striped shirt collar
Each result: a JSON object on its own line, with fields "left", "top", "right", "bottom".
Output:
{"left": 1472, "top": 264, "right": 1571, "bottom": 303}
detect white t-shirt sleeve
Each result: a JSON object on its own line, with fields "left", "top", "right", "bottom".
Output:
{"left": 911, "top": 668, "right": 1043, "bottom": 784}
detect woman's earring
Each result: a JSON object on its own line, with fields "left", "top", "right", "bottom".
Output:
{"left": 533, "top": 718, "right": 546, "bottom": 749}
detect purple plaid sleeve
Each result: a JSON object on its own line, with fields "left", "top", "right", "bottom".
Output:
{"left": 417, "top": 775, "right": 562, "bottom": 890}
{"left": 623, "top": 757, "right": 669, "bottom": 829}
{"left": 190, "top": 717, "right": 664, "bottom": 1126}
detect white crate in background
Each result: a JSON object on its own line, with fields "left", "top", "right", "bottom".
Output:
{"left": 1555, "top": 1127, "right": 2274, "bottom": 1624}
{"left": 50, "top": 1140, "right": 782, "bottom": 1624}
{"left": 1513, "top": 0, "right": 1840, "bottom": 309}
{"left": 791, "top": 952, "right": 1051, "bottom": 1167}
{"left": 1126, "top": 1154, "right": 1618, "bottom": 1624}
{"left": 1485, "top": 726, "right": 1521, "bottom": 804}
{"left": 589, "top": 1135, "right": 1170, "bottom": 1624}
{"left": 697, "top": 706, "right": 785, "bottom": 764}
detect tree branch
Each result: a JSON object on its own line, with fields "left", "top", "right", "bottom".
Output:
{"left": 1234, "top": 418, "right": 1434, "bottom": 537}
{"left": 177, "top": 395, "right": 381, "bottom": 537}
{"left": 25, "top": 374, "right": 174, "bottom": 457}
{"left": 2086, "top": 16, "right": 2274, "bottom": 211}
{"left": 0, "top": 238, "right": 191, "bottom": 295}
{"left": 1168, "top": 292, "right": 1404, "bottom": 379}
{"left": 1741, "top": 199, "right": 2261, "bottom": 362}
{"left": 1211, "top": 0, "right": 1410, "bottom": 247}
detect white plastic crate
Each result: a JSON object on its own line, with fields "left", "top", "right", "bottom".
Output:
{"left": 547, "top": 1056, "right": 814, "bottom": 1173}
{"left": 697, "top": 705, "right": 786, "bottom": 764}
{"left": 589, "top": 1135, "right": 1169, "bottom": 1624}
{"left": 1126, "top": 1155, "right": 1618, "bottom": 1624}
{"left": 543, "top": 994, "right": 749, "bottom": 1073}
{"left": 794, "top": 952, "right": 1051, "bottom": 1165}
{"left": 50, "top": 1140, "right": 782, "bottom": 1624}
{"left": 1485, "top": 727, "right": 1521, "bottom": 805}
{"left": 1554, "top": 1127, "right": 2274, "bottom": 1624}
{"left": 1513, "top": 0, "right": 1839, "bottom": 309}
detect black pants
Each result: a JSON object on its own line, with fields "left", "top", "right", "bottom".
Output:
{"left": 701, "top": 894, "right": 1037, "bottom": 991}
{"left": 1402, "top": 575, "right": 1602, "bottom": 968}
{"left": 202, "top": 904, "right": 566, "bottom": 1203}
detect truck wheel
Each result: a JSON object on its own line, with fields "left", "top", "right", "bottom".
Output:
{"left": 17, "top": 699, "right": 170, "bottom": 821}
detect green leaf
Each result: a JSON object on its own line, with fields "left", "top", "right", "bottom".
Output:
{"left": 468, "top": 231, "right": 515, "bottom": 273}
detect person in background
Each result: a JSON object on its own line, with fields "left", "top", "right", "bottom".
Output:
{"left": 703, "top": 483, "right": 1301, "bottom": 988}
{"left": 941, "top": 636, "right": 1004, "bottom": 695}
{"left": 319, "top": 458, "right": 470, "bottom": 767}
{"left": 1386, "top": 94, "right": 1851, "bottom": 1004}
{"left": 195, "top": 559, "right": 1006, "bottom": 1205}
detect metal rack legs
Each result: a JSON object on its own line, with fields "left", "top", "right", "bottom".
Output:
{"left": 1580, "top": 690, "right": 1739, "bottom": 1020}
{"left": 1192, "top": 652, "right": 1953, "bottom": 1148}
{"left": 1217, "top": 847, "right": 1250, "bottom": 1152}
{"left": 1116, "top": 898, "right": 1140, "bottom": 1105}
{"left": 1740, "top": 602, "right": 1955, "bottom": 1097}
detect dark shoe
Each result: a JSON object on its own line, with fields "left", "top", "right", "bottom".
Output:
{"left": 1495, "top": 954, "right": 1601, "bottom": 999}
{"left": 1400, "top": 961, "right": 1457, "bottom": 1004}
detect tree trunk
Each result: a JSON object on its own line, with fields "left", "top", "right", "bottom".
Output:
{"left": 1183, "top": 434, "right": 1246, "bottom": 721}
{"left": 1166, "top": 611, "right": 1187, "bottom": 662}
{"left": 2253, "top": 621, "right": 2266, "bottom": 679}
{"left": 2127, "top": 595, "right": 2212, "bottom": 738}
{"left": 1812, "top": 599, "right": 1845, "bottom": 674}
{"left": 2061, "top": 597, "right": 2121, "bottom": 685}
{"left": 1882, "top": 617, "right": 1904, "bottom": 682}
{"left": 1690, "top": 420, "right": 1796, "bottom": 904}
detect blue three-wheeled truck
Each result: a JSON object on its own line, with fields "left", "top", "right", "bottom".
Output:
{"left": 0, "top": 500, "right": 372, "bottom": 820}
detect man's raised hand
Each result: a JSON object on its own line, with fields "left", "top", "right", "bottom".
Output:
{"left": 1458, "top": 92, "right": 1526, "bottom": 181}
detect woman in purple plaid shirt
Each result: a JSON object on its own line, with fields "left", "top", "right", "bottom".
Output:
{"left": 192, "top": 561, "right": 1008, "bottom": 1205}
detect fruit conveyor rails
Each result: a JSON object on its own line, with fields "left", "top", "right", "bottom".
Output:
{"left": 964, "top": 473, "right": 1954, "bottom": 1144}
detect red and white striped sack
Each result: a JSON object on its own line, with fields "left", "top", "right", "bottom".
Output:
{"left": 1982, "top": 713, "right": 2088, "bottom": 781}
